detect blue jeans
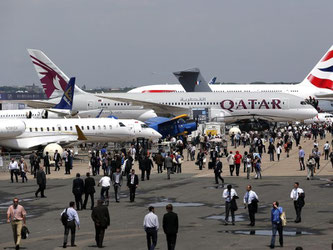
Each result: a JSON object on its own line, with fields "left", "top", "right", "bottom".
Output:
{"left": 270, "top": 222, "right": 283, "bottom": 247}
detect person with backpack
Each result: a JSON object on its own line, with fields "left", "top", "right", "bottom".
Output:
{"left": 61, "top": 201, "right": 80, "bottom": 248}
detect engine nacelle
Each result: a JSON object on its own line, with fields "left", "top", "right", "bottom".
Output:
{"left": 43, "top": 143, "right": 63, "bottom": 158}
{"left": 0, "top": 120, "right": 26, "bottom": 138}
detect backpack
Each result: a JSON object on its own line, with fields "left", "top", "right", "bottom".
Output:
{"left": 61, "top": 208, "right": 68, "bottom": 226}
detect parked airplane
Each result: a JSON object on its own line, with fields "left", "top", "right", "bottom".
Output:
{"left": 27, "top": 49, "right": 157, "bottom": 121}
{"left": 304, "top": 113, "right": 333, "bottom": 124}
{"left": 0, "top": 117, "right": 161, "bottom": 151}
{"left": 0, "top": 77, "right": 76, "bottom": 119}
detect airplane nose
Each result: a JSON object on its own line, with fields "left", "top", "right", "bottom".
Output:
{"left": 150, "top": 129, "right": 162, "bottom": 139}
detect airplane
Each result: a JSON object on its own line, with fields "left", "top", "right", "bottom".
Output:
{"left": 0, "top": 77, "right": 76, "bottom": 119}
{"left": 145, "top": 114, "right": 197, "bottom": 138}
{"left": 26, "top": 49, "right": 158, "bottom": 121}
{"left": 0, "top": 117, "right": 161, "bottom": 151}
{"left": 304, "top": 112, "right": 333, "bottom": 124}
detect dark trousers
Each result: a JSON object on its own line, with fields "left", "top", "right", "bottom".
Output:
{"left": 229, "top": 165, "right": 234, "bottom": 176}
{"left": 176, "top": 164, "right": 182, "bottom": 173}
{"left": 146, "top": 169, "right": 151, "bottom": 180}
{"left": 21, "top": 172, "right": 28, "bottom": 183}
{"left": 225, "top": 202, "right": 235, "bottom": 223}
{"left": 35, "top": 184, "right": 45, "bottom": 197}
{"left": 100, "top": 186, "right": 109, "bottom": 200}
{"left": 294, "top": 201, "right": 302, "bottom": 222}
{"left": 235, "top": 164, "right": 240, "bottom": 176}
{"left": 248, "top": 204, "right": 256, "bottom": 225}
{"left": 65, "top": 163, "right": 70, "bottom": 174}
{"left": 141, "top": 169, "right": 146, "bottom": 181}
{"left": 243, "top": 162, "right": 246, "bottom": 172}
{"left": 145, "top": 227, "right": 157, "bottom": 250}
{"left": 166, "top": 234, "right": 177, "bottom": 250}
{"left": 325, "top": 150, "right": 329, "bottom": 160}
{"left": 45, "top": 165, "right": 50, "bottom": 174}
{"left": 54, "top": 161, "right": 60, "bottom": 171}
{"left": 270, "top": 222, "right": 283, "bottom": 247}
{"left": 10, "top": 170, "right": 18, "bottom": 183}
{"left": 270, "top": 153, "right": 274, "bottom": 161}
{"left": 315, "top": 158, "right": 320, "bottom": 169}
{"left": 277, "top": 154, "right": 280, "bottom": 161}
{"left": 83, "top": 193, "right": 94, "bottom": 209}
{"left": 95, "top": 225, "right": 106, "bottom": 248}
{"left": 74, "top": 194, "right": 82, "bottom": 210}
{"left": 63, "top": 220, "right": 76, "bottom": 246}
{"left": 129, "top": 185, "right": 136, "bottom": 202}
{"left": 299, "top": 157, "right": 305, "bottom": 170}
{"left": 214, "top": 172, "right": 224, "bottom": 184}
{"left": 157, "top": 164, "right": 163, "bottom": 173}
{"left": 113, "top": 184, "right": 120, "bottom": 201}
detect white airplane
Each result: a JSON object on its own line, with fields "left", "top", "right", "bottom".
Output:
{"left": 26, "top": 49, "right": 157, "bottom": 121}
{"left": 304, "top": 113, "right": 333, "bottom": 124}
{"left": 0, "top": 117, "right": 161, "bottom": 151}
{"left": 0, "top": 77, "right": 77, "bottom": 119}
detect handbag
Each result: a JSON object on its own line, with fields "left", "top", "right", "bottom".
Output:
{"left": 21, "top": 225, "right": 30, "bottom": 239}
{"left": 280, "top": 211, "right": 287, "bottom": 226}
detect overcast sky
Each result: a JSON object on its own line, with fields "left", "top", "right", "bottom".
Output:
{"left": 1, "top": 0, "right": 333, "bottom": 88}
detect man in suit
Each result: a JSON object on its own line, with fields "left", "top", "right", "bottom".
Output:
{"left": 54, "top": 150, "right": 61, "bottom": 171}
{"left": 91, "top": 199, "right": 110, "bottom": 248}
{"left": 72, "top": 173, "right": 85, "bottom": 210}
{"left": 35, "top": 166, "right": 46, "bottom": 198}
{"left": 214, "top": 158, "right": 224, "bottom": 185}
{"left": 145, "top": 154, "right": 154, "bottom": 180}
{"left": 43, "top": 151, "right": 51, "bottom": 175}
{"left": 127, "top": 169, "right": 139, "bottom": 202}
{"left": 83, "top": 172, "right": 96, "bottom": 210}
{"left": 112, "top": 168, "right": 123, "bottom": 202}
{"left": 163, "top": 204, "right": 179, "bottom": 250}
{"left": 164, "top": 153, "right": 173, "bottom": 180}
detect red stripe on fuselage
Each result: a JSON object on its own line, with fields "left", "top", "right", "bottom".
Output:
{"left": 142, "top": 90, "right": 176, "bottom": 93}
{"left": 321, "top": 50, "right": 333, "bottom": 62}
{"left": 307, "top": 74, "right": 333, "bottom": 90}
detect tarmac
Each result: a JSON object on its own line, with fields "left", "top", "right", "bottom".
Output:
{"left": 0, "top": 136, "right": 332, "bottom": 250}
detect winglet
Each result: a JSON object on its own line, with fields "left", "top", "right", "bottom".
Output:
{"left": 75, "top": 125, "right": 87, "bottom": 140}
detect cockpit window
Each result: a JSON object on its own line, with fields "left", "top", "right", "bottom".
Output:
{"left": 119, "top": 122, "right": 125, "bottom": 127}
{"left": 141, "top": 124, "right": 149, "bottom": 128}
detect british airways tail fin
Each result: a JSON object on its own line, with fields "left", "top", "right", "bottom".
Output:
{"left": 173, "top": 68, "right": 212, "bottom": 92}
{"left": 53, "top": 77, "right": 75, "bottom": 110}
{"left": 301, "top": 45, "right": 333, "bottom": 91}
{"left": 27, "top": 49, "right": 85, "bottom": 98}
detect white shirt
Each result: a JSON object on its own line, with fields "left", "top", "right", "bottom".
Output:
{"left": 61, "top": 207, "right": 80, "bottom": 226}
{"left": 8, "top": 161, "right": 19, "bottom": 170}
{"left": 290, "top": 187, "right": 304, "bottom": 200}
{"left": 99, "top": 176, "right": 111, "bottom": 187}
{"left": 143, "top": 212, "right": 159, "bottom": 230}
{"left": 130, "top": 174, "right": 135, "bottom": 184}
{"left": 324, "top": 143, "right": 330, "bottom": 150}
{"left": 246, "top": 158, "right": 252, "bottom": 168}
{"left": 276, "top": 146, "right": 282, "bottom": 154}
{"left": 223, "top": 188, "right": 238, "bottom": 202}
{"left": 243, "top": 190, "right": 258, "bottom": 204}
{"left": 227, "top": 154, "right": 235, "bottom": 165}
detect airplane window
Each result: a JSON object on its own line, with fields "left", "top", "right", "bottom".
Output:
{"left": 41, "top": 128, "right": 43, "bottom": 132}
{"left": 87, "top": 126, "right": 90, "bottom": 130}
{"left": 29, "top": 128, "right": 32, "bottom": 132}
{"left": 47, "top": 127, "right": 50, "bottom": 131}
{"left": 141, "top": 124, "right": 149, "bottom": 128}
{"left": 52, "top": 127, "right": 55, "bottom": 131}
{"left": 58, "top": 127, "right": 61, "bottom": 131}
{"left": 119, "top": 122, "right": 125, "bottom": 127}
{"left": 300, "top": 101, "right": 306, "bottom": 105}
{"left": 81, "top": 126, "right": 84, "bottom": 130}
{"left": 108, "top": 103, "right": 110, "bottom": 106}
{"left": 109, "top": 125, "right": 112, "bottom": 129}
{"left": 92, "top": 126, "right": 95, "bottom": 130}
{"left": 64, "top": 127, "right": 67, "bottom": 131}
{"left": 103, "top": 125, "right": 106, "bottom": 130}
{"left": 70, "top": 126, "right": 73, "bottom": 130}
{"left": 35, "top": 128, "right": 38, "bottom": 132}
{"left": 98, "top": 125, "right": 101, "bottom": 130}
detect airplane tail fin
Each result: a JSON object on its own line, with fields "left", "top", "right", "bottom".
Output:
{"left": 53, "top": 77, "right": 75, "bottom": 110}
{"left": 173, "top": 68, "right": 212, "bottom": 92}
{"left": 300, "top": 45, "right": 333, "bottom": 91}
{"left": 208, "top": 77, "right": 217, "bottom": 85}
{"left": 27, "top": 49, "right": 85, "bottom": 98}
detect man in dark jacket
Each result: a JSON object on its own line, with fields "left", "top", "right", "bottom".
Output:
{"left": 127, "top": 169, "right": 139, "bottom": 202}
{"left": 72, "top": 173, "right": 85, "bottom": 210}
{"left": 91, "top": 199, "right": 110, "bottom": 248}
{"left": 155, "top": 152, "right": 164, "bottom": 173}
{"left": 35, "top": 166, "right": 46, "bottom": 198}
{"left": 163, "top": 204, "right": 179, "bottom": 250}
{"left": 145, "top": 155, "right": 154, "bottom": 180}
{"left": 214, "top": 158, "right": 224, "bottom": 185}
{"left": 43, "top": 151, "right": 51, "bottom": 175}
{"left": 83, "top": 172, "right": 95, "bottom": 210}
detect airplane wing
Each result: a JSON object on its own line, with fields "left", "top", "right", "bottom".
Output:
{"left": 314, "top": 93, "right": 333, "bottom": 100}
{"left": 96, "top": 95, "right": 188, "bottom": 115}
{"left": 21, "top": 100, "right": 56, "bottom": 109}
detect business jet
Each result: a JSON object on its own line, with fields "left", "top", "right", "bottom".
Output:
{"left": 0, "top": 77, "right": 76, "bottom": 119}
{"left": 304, "top": 113, "right": 333, "bottom": 124}
{"left": 0, "top": 117, "right": 161, "bottom": 151}
{"left": 27, "top": 49, "right": 157, "bottom": 121}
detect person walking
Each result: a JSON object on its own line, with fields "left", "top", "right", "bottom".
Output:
{"left": 276, "top": 143, "right": 282, "bottom": 161}
{"left": 197, "top": 149, "right": 204, "bottom": 170}
{"left": 234, "top": 151, "right": 242, "bottom": 176}
{"left": 145, "top": 155, "right": 154, "bottom": 180}
{"left": 306, "top": 155, "right": 315, "bottom": 180}
{"left": 214, "top": 158, "right": 224, "bottom": 185}
{"left": 83, "top": 172, "right": 95, "bottom": 210}
{"left": 91, "top": 199, "right": 110, "bottom": 248}
{"left": 227, "top": 151, "right": 235, "bottom": 176}
{"left": 290, "top": 182, "right": 305, "bottom": 223}
{"left": 164, "top": 153, "right": 173, "bottom": 180}
{"left": 19, "top": 158, "right": 29, "bottom": 183}
{"left": 29, "top": 151, "right": 36, "bottom": 175}
{"left": 8, "top": 158, "right": 19, "bottom": 183}
{"left": 7, "top": 197, "right": 27, "bottom": 250}
{"left": 98, "top": 173, "right": 111, "bottom": 204}
{"left": 269, "top": 201, "right": 283, "bottom": 249}
{"left": 298, "top": 146, "right": 305, "bottom": 171}
{"left": 143, "top": 206, "right": 159, "bottom": 250}
{"left": 246, "top": 154, "right": 252, "bottom": 179}
{"left": 268, "top": 143, "right": 275, "bottom": 161}
{"left": 43, "top": 152, "right": 51, "bottom": 175}
{"left": 254, "top": 156, "right": 262, "bottom": 179}
{"left": 324, "top": 141, "right": 330, "bottom": 160}
{"left": 127, "top": 169, "right": 139, "bottom": 202}
{"left": 61, "top": 201, "right": 80, "bottom": 248}
{"left": 54, "top": 150, "right": 61, "bottom": 171}
{"left": 112, "top": 168, "right": 123, "bottom": 202}
{"left": 163, "top": 204, "right": 178, "bottom": 250}
{"left": 223, "top": 184, "right": 238, "bottom": 225}
{"left": 35, "top": 166, "right": 46, "bottom": 198}
{"left": 155, "top": 151, "right": 164, "bottom": 173}
{"left": 72, "top": 173, "right": 84, "bottom": 210}
{"left": 243, "top": 185, "right": 259, "bottom": 226}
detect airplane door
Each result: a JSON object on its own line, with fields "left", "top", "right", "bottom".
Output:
{"left": 87, "top": 101, "right": 94, "bottom": 110}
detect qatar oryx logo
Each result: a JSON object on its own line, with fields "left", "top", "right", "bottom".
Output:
{"left": 220, "top": 99, "right": 282, "bottom": 112}
{"left": 30, "top": 55, "right": 67, "bottom": 98}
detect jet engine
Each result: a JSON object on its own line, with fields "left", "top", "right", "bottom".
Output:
{"left": 43, "top": 143, "right": 64, "bottom": 158}
{"left": 0, "top": 120, "right": 26, "bottom": 138}
{"left": 238, "top": 120, "right": 270, "bottom": 132}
